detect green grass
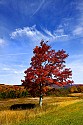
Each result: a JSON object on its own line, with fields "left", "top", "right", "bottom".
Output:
{"left": 0, "top": 96, "right": 83, "bottom": 125}
{"left": 19, "top": 101, "right": 83, "bottom": 125}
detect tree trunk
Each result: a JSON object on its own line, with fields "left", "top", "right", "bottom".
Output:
{"left": 39, "top": 94, "right": 43, "bottom": 107}
{"left": 39, "top": 82, "right": 43, "bottom": 107}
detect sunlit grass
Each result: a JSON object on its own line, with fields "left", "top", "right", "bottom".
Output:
{"left": 69, "top": 93, "right": 83, "bottom": 97}
{"left": 21, "top": 100, "right": 83, "bottom": 125}
{"left": 0, "top": 96, "right": 82, "bottom": 125}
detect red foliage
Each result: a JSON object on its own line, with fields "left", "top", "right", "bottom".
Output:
{"left": 22, "top": 40, "right": 73, "bottom": 97}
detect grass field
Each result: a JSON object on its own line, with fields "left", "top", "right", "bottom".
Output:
{"left": 0, "top": 96, "right": 83, "bottom": 125}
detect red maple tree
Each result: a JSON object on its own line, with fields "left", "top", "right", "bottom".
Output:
{"left": 22, "top": 41, "right": 73, "bottom": 106}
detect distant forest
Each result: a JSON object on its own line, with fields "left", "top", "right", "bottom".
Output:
{"left": 0, "top": 84, "right": 83, "bottom": 99}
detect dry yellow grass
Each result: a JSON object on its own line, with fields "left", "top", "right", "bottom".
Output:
{"left": 0, "top": 110, "right": 36, "bottom": 125}
{"left": 0, "top": 97, "right": 82, "bottom": 125}
{"left": 69, "top": 93, "right": 83, "bottom": 97}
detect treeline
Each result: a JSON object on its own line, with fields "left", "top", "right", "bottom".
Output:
{"left": 0, "top": 85, "right": 29, "bottom": 99}
{"left": 0, "top": 84, "right": 83, "bottom": 99}
{"left": 46, "top": 87, "right": 70, "bottom": 96}
{"left": 69, "top": 85, "right": 83, "bottom": 93}
{"left": 46, "top": 85, "right": 83, "bottom": 96}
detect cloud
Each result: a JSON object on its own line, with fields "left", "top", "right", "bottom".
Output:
{"left": 10, "top": 25, "right": 48, "bottom": 41}
{"left": 1, "top": 66, "right": 24, "bottom": 74}
{"left": 53, "top": 27, "right": 69, "bottom": 40}
{"left": 13, "top": 70, "right": 24, "bottom": 74}
{"left": 76, "top": 1, "right": 83, "bottom": 24}
{"left": 43, "top": 29, "right": 55, "bottom": 38}
{"left": 10, "top": 25, "right": 69, "bottom": 42}
{"left": 0, "top": 52, "right": 29, "bottom": 57}
{"left": 72, "top": 0, "right": 83, "bottom": 37}
{"left": 2, "top": 68, "right": 11, "bottom": 71}
{"left": 0, "top": 73, "right": 24, "bottom": 85}
{"left": 54, "top": 28, "right": 64, "bottom": 35}
{"left": 0, "top": 38, "right": 5, "bottom": 46}
{"left": 67, "top": 61, "right": 83, "bottom": 84}
{"left": 67, "top": 54, "right": 83, "bottom": 84}
{"left": 73, "top": 26, "right": 83, "bottom": 36}
{"left": 43, "top": 27, "right": 69, "bottom": 41}
{"left": 32, "top": 0, "right": 45, "bottom": 16}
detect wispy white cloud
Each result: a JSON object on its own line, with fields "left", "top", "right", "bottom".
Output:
{"left": 54, "top": 27, "right": 64, "bottom": 35}
{"left": 10, "top": 25, "right": 48, "bottom": 41}
{"left": 76, "top": 1, "right": 83, "bottom": 25}
{"left": 0, "top": 38, "right": 5, "bottom": 46}
{"left": 1, "top": 66, "right": 24, "bottom": 74}
{"left": 0, "top": 73, "right": 24, "bottom": 85}
{"left": 73, "top": 26, "right": 83, "bottom": 36}
{"left": 45, "top": 27, "right": 69, "bottom": 41}
{"left": 67, "top": 61, "right": 83, "bottom": 84}
{"left": 13, "top": 64, "right": 26, "bottom": 68}
{"left": 32, "top": 0, "right": 45, "bottom": 16}
{"left": 72, "top": 0, "right": 83, "bottom": 37}
{"left": 53, "top": 27, "right": 69, "bottom": 40}
{"left": 13, "top": 70, "right": 24, "bottom": 74}
{"left": 67, "top": 54, "right": 83, "bottom": 84}
{"left": 2, "top": 67, "right": 11, "bottom": 71}
{"left": 0, "top": 52, "right": 29, "bottom": 57}
{"left": 43, "top": 29, "right": 55, "bottom": 38}
{"left": 10, "top": 25, "right": 69, "bottom": 42}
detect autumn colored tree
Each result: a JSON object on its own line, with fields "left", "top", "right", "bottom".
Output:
{"left": 21, "top": 41, "right": 73, "bottom": 106}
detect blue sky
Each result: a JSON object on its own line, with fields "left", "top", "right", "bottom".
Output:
{"left": 0, "top": 0, "right": 83, "bottom": 85}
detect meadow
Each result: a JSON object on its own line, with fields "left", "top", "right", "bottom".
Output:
{"left": 0, "top": 95, "right": 83, "bottom": 125}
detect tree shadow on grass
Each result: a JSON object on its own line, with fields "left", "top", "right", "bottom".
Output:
{"left": 10, "top": 103, "right": 36, "bottom": 110}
